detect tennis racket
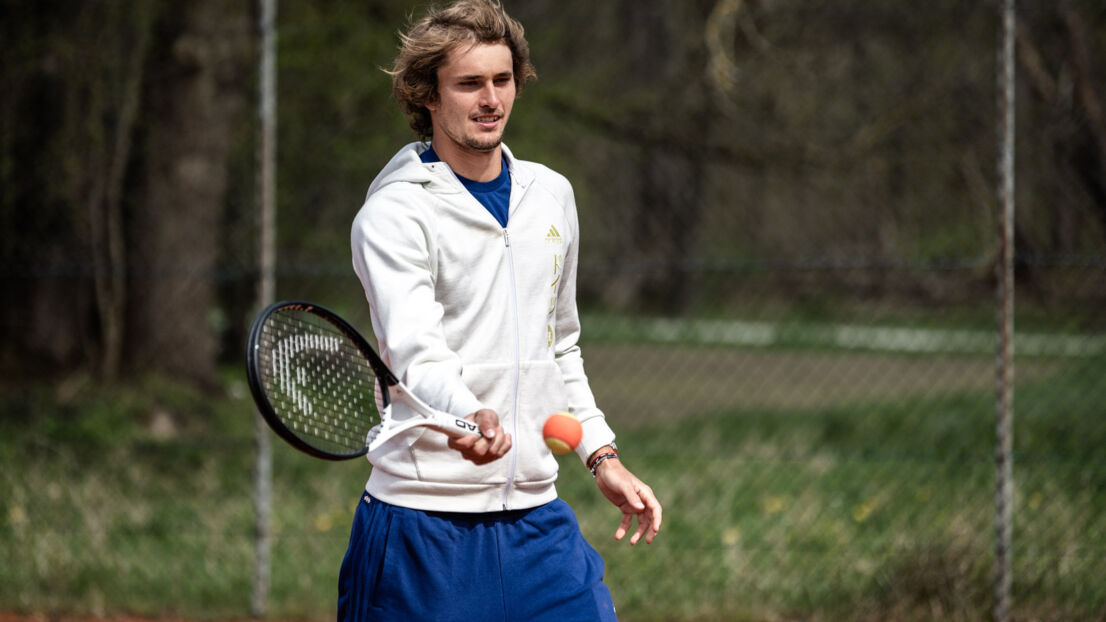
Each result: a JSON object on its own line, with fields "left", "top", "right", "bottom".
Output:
{"left": 245, "top": 300, "right": 481, "bottom": 460}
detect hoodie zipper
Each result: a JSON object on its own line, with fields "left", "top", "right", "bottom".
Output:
{"left": 501, "top": 228, "right": 521, "bottom": 510}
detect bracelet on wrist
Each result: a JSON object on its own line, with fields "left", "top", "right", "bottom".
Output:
{"left": 586, "top": 446, "right": 617, "bottom": 470}
{"left": 588, "top": 451, "right": 620, "bottom": 478}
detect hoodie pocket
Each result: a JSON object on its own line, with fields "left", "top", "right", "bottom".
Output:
{"left": 403, "top": 362, "right": 516, "bottom": 486}
{"left": 406, "top": 420, "right": 506, "bottom": 486}
{"left": 511, "top": 360, "right": 567, "bottom": 487}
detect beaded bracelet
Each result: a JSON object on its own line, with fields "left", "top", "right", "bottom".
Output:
{"left": 588, "top": 452, "right": 620, "bottom": 478}
{"left": 587, "top": 446, "right": 618, "bottom": 471}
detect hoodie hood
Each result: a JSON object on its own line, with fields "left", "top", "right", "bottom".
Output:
{"left": 365, "top": 142, "right": 531, "bottom": 200}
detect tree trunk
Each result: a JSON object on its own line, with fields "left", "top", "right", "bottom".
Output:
{"left": 89, "top": 3, "right": 157, "bottom": 383}
{"left": 128, "top": 0, "right": 251, "bottom": 386}
{"left": 623, "top": 1, "right": 712, "bottom": 313}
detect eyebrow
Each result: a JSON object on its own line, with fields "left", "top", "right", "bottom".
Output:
{"left": 456, "top": 70, "right": 514, "bottom": 81}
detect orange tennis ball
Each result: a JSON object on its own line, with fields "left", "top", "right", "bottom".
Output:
{"left": 543, "top": 411, "right": 582, "bottom": 455}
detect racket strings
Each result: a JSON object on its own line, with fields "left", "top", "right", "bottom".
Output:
{"left": 258, "top": 310, "right": 381, "bottom": 454}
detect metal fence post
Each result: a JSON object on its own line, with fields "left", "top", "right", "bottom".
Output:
{"left": 253, "top": 0, "right": 277, "bottom": 616}
{"left": 994, "top": 0, "right": 1016, "bottom": 620}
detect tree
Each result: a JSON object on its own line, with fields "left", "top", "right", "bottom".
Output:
{"left": 0, "top": 0, "right": 251, "bottom": 387}
{"left": 128, "top": 0, "right": 251, "bottom": 387}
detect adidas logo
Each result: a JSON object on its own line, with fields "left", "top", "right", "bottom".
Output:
{"left": 545, "top": 225, "right": 562, "bottom": 244}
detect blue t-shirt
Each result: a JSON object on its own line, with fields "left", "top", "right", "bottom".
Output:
{"left": 421, "top": 146, "right": 510, "bottom": 228}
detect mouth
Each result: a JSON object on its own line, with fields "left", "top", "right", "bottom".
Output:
{"left": 472, "top": 113, "right": 503, "bottom": 130}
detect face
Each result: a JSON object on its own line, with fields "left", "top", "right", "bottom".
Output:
{"left": 427, "top": 42, "right": 516, "bottom": 155}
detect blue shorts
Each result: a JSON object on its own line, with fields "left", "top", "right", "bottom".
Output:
{"left": 338, "top": 495, "right": 617, "bottom": 622}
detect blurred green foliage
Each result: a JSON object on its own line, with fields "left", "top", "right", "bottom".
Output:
{"left": 2, "top": 352, "right": 1105, "bottom": 620}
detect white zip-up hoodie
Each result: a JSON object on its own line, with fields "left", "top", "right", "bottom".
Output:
{"left": 351, "top": 142, "right": 616, "bottom": 513}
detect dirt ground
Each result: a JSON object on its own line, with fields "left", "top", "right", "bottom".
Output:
{"left": 0, "top": 615, "right": 288, "bottom": 622}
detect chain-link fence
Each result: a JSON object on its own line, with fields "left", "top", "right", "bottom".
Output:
{"left": 3, "top": 1, "right": 1105, "bottom": 620}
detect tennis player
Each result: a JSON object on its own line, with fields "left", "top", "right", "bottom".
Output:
{"left": 341, "top": 1, "right": 662, "bottom": 620}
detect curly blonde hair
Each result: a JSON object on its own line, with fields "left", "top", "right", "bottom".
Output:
{"left": 388, "top": 0, "right": 538, "bottom": 140}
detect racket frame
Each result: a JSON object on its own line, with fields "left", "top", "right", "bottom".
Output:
{"left": 246, "top": 300, "right": 480, "bottom": 461}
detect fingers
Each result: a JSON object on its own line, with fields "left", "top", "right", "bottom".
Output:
{"left": 473, "top": 409, "right": 511, "bottom": 457}
{"left": 637, "top": 484, "right": 663, "bottom": 544}
{"left": 610, "top": 477, "right": 662, "bottom": 545}
{"left": 481, "top": 427, "right": 511, "bottom": 459}
{"left": 446, "top": 409, "right": 512, "bottom": 465}
{"left": 473, "top": 408, "right": 500, "bottom": 436}
{"left": 447, "top": 432, "right": 511, "bottom": 464}
{"left": 614, "top": 512, "right": 633, "bottom": 541}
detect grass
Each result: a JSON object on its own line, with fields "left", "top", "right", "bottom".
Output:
{"left": 1, "top": 351, "right": 1105, "bottom": 621}
{"left": 558, "top": 394, "right": 998, "bottom": 621}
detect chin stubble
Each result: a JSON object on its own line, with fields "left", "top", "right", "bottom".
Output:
{"left": 462, "top": 135, "right": 502, "bottom": 152}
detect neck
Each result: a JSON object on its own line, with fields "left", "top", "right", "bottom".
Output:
{"left": 431, "top": 138, "right": 502, "bottom": 182}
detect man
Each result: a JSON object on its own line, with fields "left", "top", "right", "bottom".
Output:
{"left": 341, "top": 1, "right": 662, "bottom": 620}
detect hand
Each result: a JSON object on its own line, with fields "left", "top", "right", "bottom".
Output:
{"left": 593, "top": 453, "right": 662, "bottom": 545}
{"left": 447, "top": 408, "right": 512, "bottom": 465}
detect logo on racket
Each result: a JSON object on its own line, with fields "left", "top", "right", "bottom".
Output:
{"left": 272, "top": 333, "right": 343, "bottom": 416}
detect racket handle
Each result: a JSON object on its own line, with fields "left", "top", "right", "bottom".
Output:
{"left": 431, "top": 413, "right": 482, "bottom": 438}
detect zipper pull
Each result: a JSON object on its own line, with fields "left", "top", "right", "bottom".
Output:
{"left": 503, "top": 229, "right": 510, "bottom": 247}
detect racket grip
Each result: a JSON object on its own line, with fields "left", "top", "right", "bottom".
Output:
{"left": 433, "top": 413, "right": 483, "bottom": 438}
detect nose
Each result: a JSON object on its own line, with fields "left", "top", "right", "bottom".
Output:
{"left": 480, "top": 81, "right": 500, "bottom": 109}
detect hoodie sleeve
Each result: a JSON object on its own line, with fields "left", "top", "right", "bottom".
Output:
{"left": 351, "top": 185, "right": 486, "bottom": 419}
{"left": 549, "top": 178, "right": 618, "bottom": 463}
